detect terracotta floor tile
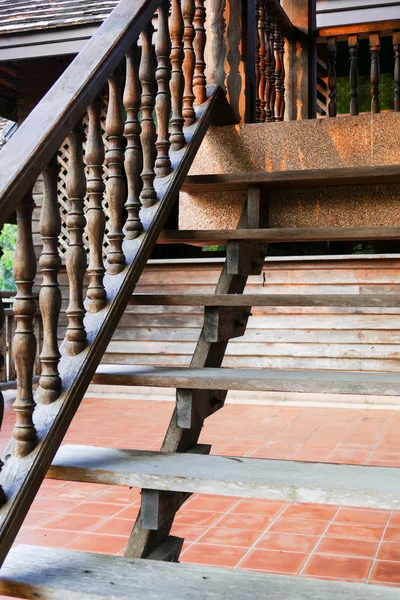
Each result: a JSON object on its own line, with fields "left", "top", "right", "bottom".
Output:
{"left": 17, "top": 528, "right": 81, "bottom": 548}
{"left": 170, "top": 524, "right": 209, "bottom": 542}
{"left": 325, "top": 523, "right": 384, "bottom": 541}
{"left": 22, "top": 511, "right": 52, "bottom": 529}
{"left": 215, "top": 513, "right": 272, "bottom": 531}
{"left": 30, "top": 498, "right": 80, "bottom": 515}
{"left": 93, "top": 487, "right": 141, "bottom": 505}
{"left": 303, "top": 554, "right": 372, "bottom": 580}
{"left": 256, "top": 533, "right": 319, "bottom": 553}
{"left": 198, "top": 527, "right": 261, "bottom": 547}
{"left": 370, "top": 561, "right": 400, "bottom": 584}
{"left": 269, "top": 518, "right": 328, "bottom": 536}
{"left": 389, "top": 512, "right": 400, "bottom": 527}
{"left": 239, "top": 549, "right": 307, "bottom": 574}
{"left": 92, "top": 518, "right": 133, "bottom": 537}
{"left": 66, "top": 502, "right": 125, "bottom": 518}
{"left": 230, "top": 499, "right": 288, "bottom": 517}
{"left": 384, "top": 528, "right": 400, "bottom": 543}
{"left": 174, "top": 510, "right": 220, "bottom": 527}
{"left": 281, "top": 503, "right": 338, "bottom": 521}
{"left": 377, "top": 542, "right": 400, "bottom": 561}
{"left": 316, "top": 537, "right": 379, "bottom": 558}
{"left": 334, "top": 507, "right": 389, "bottom": 527}
{"left": 44, "top": 513, "right": 105, "bottom": 532}
{"left": 181, "top": 543, "right": 247, "bottom": 568}
{"left": 184, "top": 495, "right": 239, "bottom": 513}
{"left": 328, "top": 449, "right": 371, "bottom": 464}
{"left": 65, "top": 533, "right": 127, "bottom": 554}
{"left": 112, "top": 504, "right": 140, "bottom": 520}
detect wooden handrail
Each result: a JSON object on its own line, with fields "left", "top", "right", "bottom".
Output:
{"left": 0, "top": 0, "right": 162, "bottom": 228}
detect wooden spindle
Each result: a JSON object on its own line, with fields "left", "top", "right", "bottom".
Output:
{"left": 370, "top": 33, "right": 380, "bottom": 114}
{"left": 0, "top": 284, "right": 5, "bottom": 501}
{"left": 39, "top": 156, "right": 62, "bottom": 404}
{"left": 65, "top": 123, "right": 87, "bottom": 356}
{"left": 255, "top": 0, "right": 261, "bottom": 122}
{"left": 106, "top": 71, "right": 126, "bottom": 273}
{"left": 327, "top": 37, "right": 337, "bottom": 118}
{"left": 155, "top": 1, "right": 172, "bottom": 178}
{"left": 348, "top": 35, "right": 359, "bottom": 116}
{"left": 264, "top": 8, "right": 274, "bottom": 122}
{"left": 273, "top": 21, "right": 283, "bottom": 122}
{"left": 280, "top": 32, "right": 286, "bottom": 120}
{"left": 193, "top": 0, "right": 207, "bottom": 105}
{"left": 394, "top": 32, "right": 400, "bottom": 112}
{"left": 269, "top": 17, "right": 276, "bottom": 122}
{"left": 169, "top": 0, "right": 185, "bottom": 150}
{"left": 140, "top": 23, "right": 157, "bottom": 208}
{"left": 258, "top": 1, "right": 266, "bottom": 122}
{"left": 124, "top": 44, "right": 143, "bottom": 239}
{"left": 86, "top": 97, "right": 106, "bottom": 312}
{"left": 182, "top": 0, "right": 196, "bottom": 125}
{"left": 13, "top": 193, "right": 37, "bottom": 456}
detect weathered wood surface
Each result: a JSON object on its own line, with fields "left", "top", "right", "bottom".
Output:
{"left": 159, "top": 226, "right": 400, "bottom": 245}
{"left": 94, "top": 364, "right": 400, "bottom": 395}
{"left": 2, "top": 545, "right": 400, "bottom": 600}
{"left": 181, "top": 164, "right": 400, "bottom": 192}
{"left": 49, "top": 444, "right": 400, "bottom": 509}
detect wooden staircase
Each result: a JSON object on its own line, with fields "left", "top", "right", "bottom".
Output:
{"left": 1, "top": 0, "right": 400, "bottom": 598}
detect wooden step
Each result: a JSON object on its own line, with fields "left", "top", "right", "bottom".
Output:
{"left": 181, "top": 164, "right": 400, "bottom": 192}
{"left": 93, "top": 365, "right": 400, "bottom": 396}
{"left": 48, "top": 444, "right": 400, "bottom": 510}
{"left": 129, "top": 293, "right": 400, "bottom": 307}
{"left": 158, "top": 226, "right": 400, "bottom": 245}
{"left": 2, "top": 545, "right": 399, "bottom": 599}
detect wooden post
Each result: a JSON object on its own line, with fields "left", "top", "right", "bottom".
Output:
{"left": 280, "top": 0, "right": 315, "bottom": 120}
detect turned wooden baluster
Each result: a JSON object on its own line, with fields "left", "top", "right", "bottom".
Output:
{"left": 349, "top": 35, "right": 359, "bottom": 116}
{"left": 182, "top": 0, "right": 196, "bottom": 125}
{"left": 106, "top": 71, "right": 126, "bottom": 273}
{"left": 258, "top": 1, "right": 266, "bottom": 122}
{"left": 370, "top": 33, "right": 380, "bottom": 114}
{"left": 13, "top": 193, "right": 37, "bottom": 456}
{"left": 155, "top": 1, "right": 172, "bottom": 178}
{"left": 124, "top": 44, "right": 143, "bottom": 239}
{"left": 39, "top": 156, "right": 62, "bottom": 404}
{"left": 193, "top": 0, "right": 207, "bottom": 105}
{"left": 0, "top": 284, "right": 5, "bottom": 501}
{"left": 264, "top": 9, "right": 274, "bottom": 122}
{"left": 255, "top": 0, "right": 261, "bottom": 121}
{"left": 327, "top": 37, "right": 337, "bottom": 118}
{"left": 86, "top": 97, "right": 106, "bottom": 312}
{"left": 394, "top": 32, "right": 400, "bottom": 112}
{"left": 169, "top": 0, "right": 185, "bottom": 150}
{"left": 280, "top": 31, "right": 286, "bottom": 120}
{"left": 65, "top": 123, "right": 87, "bottom": 356}
{"left": 140, "top": 23, "right": 157, "bottom": 208}
{"left": 269, "top": 17, "right": 276, "bottom": 123}
{"left": 273, "top": 21, "right": 283, "bottom": 122}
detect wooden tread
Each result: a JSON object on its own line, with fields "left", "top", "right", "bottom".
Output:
{"left": 181, "top": 164, "right": 400, "bottom": 192}
{"left": 93, "top": 365, "right": 400, "bottom": 396}
{"left": 158, "top": 226, "right": 400, "bottom": 245}
{"left": 2, "top": 545, "right": 399, "bottom": 599}
{"left": 48, "top": 444, "right": 400, "bottom": 509}
{"left": 129, "top": 293, "right": 400, "bottom": 307}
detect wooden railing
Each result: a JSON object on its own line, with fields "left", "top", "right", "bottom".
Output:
{"left": 0, "top": 0, "right": 230, "bottom": 564}
{"left": 317, "top": 23, "right": 400, "bottom": 117}
{"left": 248, "top": 0, "right": 294, "bottom": 122}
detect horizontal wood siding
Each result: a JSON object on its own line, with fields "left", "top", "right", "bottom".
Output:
{"left": 316, "top": 0, "right": 400, "bottom": 28}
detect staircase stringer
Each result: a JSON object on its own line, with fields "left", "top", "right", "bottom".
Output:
{"left": 0, "top": 88, "right": 231, "bottom": 568}
{"left": 125, "top": 185, "right": 269, "bottom": 560}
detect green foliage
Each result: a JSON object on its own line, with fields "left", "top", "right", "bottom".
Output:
{"left": 0, "top": 224, "right": 17, "bottom": 291}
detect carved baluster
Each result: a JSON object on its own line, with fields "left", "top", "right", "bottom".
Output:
{"left": 13, "top": 193, "right": 37, "bottom": 456}
{"left": 86, "top": 97, "right": 106, "bottom": 312}
{"left": 273, "top": 21, "right": 283, "bottom": 121}
{"left": 155, "top": 1, "right": 172, "bottom": 178}
{"left": 258, "top": 1, "right": 266, "bottom": 122}
{"left": 124, "top": 44, "right": 143, "bottom": 239}
{"left": 39, "top": 156, "right": 62, "bottom": 404}
{"left": 169, "top": 0, "right": 185, "bottom": 150}
{"left": 182, "top": 0, "right": 196, "bottom": 125}
{"left": 327, "top": 37, "right": 337, "bottom": 117}
{"left": 349, "top": 35, "right": 359, "bottom": 116}
{"left": 255, "top": 0, "right": 261, "bottom": 121}
{"left": 370, "top": 33, "right": 380, "bottom": 114}
{"left": 65, "top": 123, "right": 87, "bottom": 356}
{"left": 193, "top": 0, "right": 207, "bottom": 105}
{"left": 394, "top": 32, "right": 400, "bottom": 112}
{"left": 269, "top": 17, "right": 276, "bottom": 122}
{"left": 106, "top": 71, "right": 126, "bottom": 273}
{"left": 140, "top": 23, "right": 157, "bottom": 208}
{"left": 264, "top": 8, "right": 273, "bottom": 122}
{"left": 280, "top": 31, "right": 286, "bottom": 120}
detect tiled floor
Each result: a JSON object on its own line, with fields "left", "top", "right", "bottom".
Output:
{"left": 2, "top": 396, "right": 400, "bottom": 596}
